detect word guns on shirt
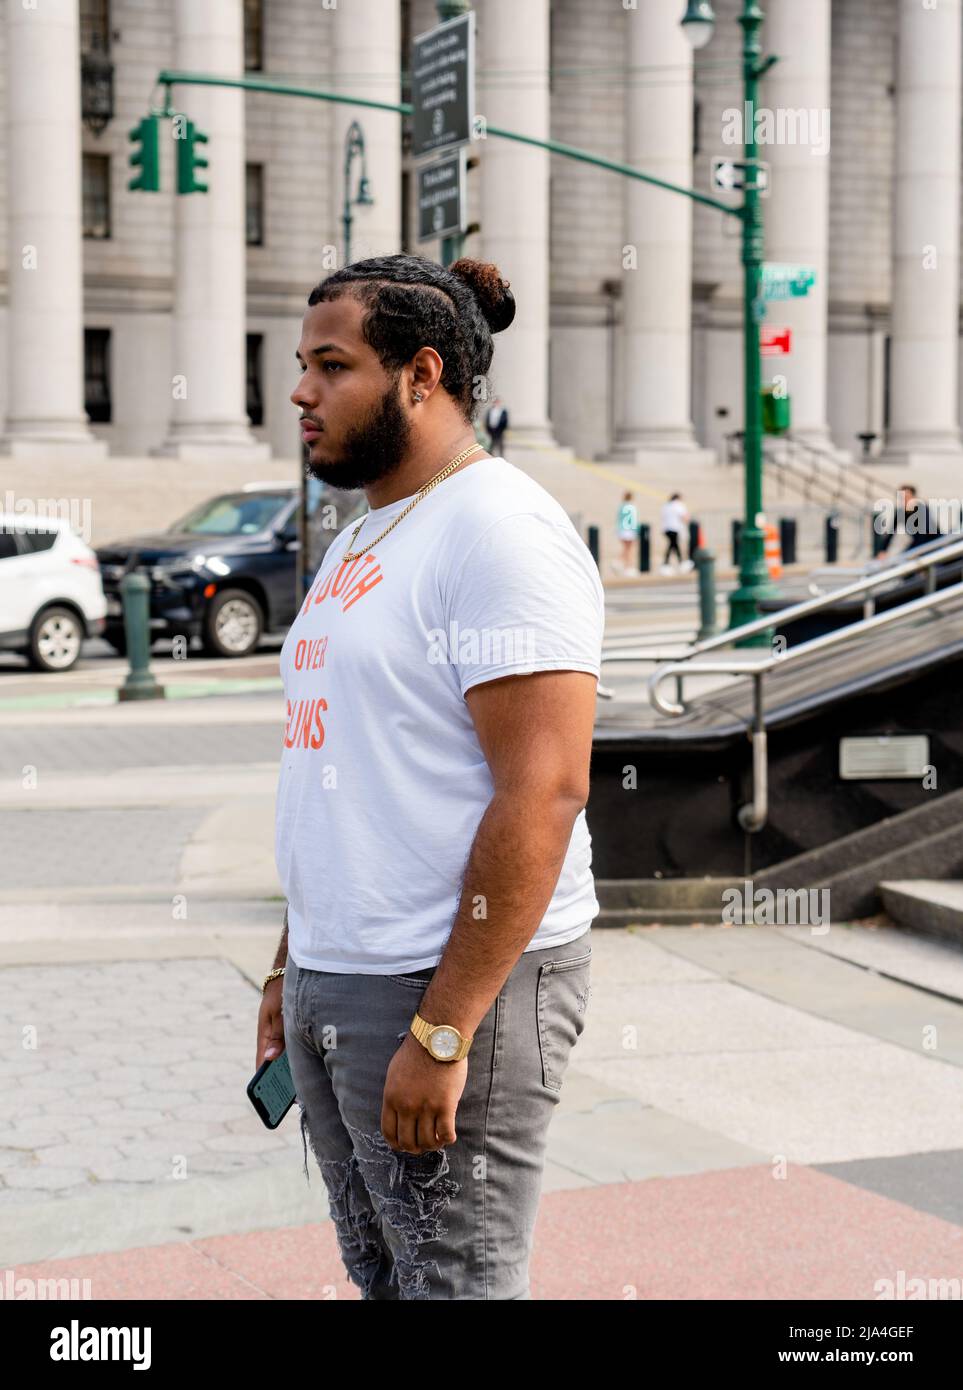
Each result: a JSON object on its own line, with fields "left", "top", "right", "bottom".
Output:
{"left": 283, "top": 697, "right": 328, "bottom": 750}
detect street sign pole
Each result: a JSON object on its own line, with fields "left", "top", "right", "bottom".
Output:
{"left": 729, "top": 0, "right": 778, "bottom": 642}
{"left": 436, "top": 0, "right": 471, "bottom": 264}
{"left": 411, "top": 2, "right": 474, "bottom": 266}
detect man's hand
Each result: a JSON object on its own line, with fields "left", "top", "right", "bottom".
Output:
{"left": 256, "top": 977, "right": 285, "bottom": 1071}
{"left": 381, "top": 1032, "right": 468, "bottom": 1155}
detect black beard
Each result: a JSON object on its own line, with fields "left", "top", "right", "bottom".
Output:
{"left": 304, "top": 378, "right": 411, "bottom": 491}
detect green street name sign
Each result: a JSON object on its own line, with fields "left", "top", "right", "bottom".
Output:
{"left": 762, "top": 263, "right": 816, "bottom": 300}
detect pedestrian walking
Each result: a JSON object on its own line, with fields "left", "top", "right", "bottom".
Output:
{"left": 258, "top": 252, "right": 604, "bottom": 1301}
{"left": 484, "top": 396, "right": 509, "bottom": 456}
{"left": 660, "top": 492, "right": 690, "bottom": 574}
{"left": 615, "top": 491, "right": 638, "bottom": 575}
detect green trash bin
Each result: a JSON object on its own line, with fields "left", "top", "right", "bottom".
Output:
{"left": 762, "top": 385, "right": 791, "bottom": 435}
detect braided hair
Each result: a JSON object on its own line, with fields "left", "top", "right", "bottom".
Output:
{"left": 307, "top": 254, "right": 515, "bottom": 422}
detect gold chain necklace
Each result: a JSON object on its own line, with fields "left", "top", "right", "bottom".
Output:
{"left": 341, "top": 442, "right": 483, "bottom": 561}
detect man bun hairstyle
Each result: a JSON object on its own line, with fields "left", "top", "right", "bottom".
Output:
{"left": 307, "top": 253, "right": 514, "bottom": 422}
{"left": 448, "top": 258, "right": 516, "bottom": 333}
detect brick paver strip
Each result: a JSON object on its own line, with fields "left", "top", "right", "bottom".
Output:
{"left": 9, "top": 1164, "right": 963, "bottom": 1301}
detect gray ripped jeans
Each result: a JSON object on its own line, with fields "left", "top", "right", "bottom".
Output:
{"left": 281, "top": 927, "right": 593, "bottom": 1301}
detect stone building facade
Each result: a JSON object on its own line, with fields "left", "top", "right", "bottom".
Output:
{"left": 1, "top": 0, "right": 959, "bottom": 478}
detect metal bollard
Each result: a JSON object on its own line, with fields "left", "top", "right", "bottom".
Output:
{"left": 732, "top": 518, "right": 743, "bottom": 568}
{"left": 118, "top": 571, "right": 165, "bottom": 702}
{"left": 824, "top": 511, "right": 840, "bottom": 564}
{"left": 694, "top": 547, "right": 718, "bottom": 641}
{"left": 779, "top": 517, "right": 797, "bottom": 566}
{"left": 688, "top": 519, "right": 700, "bottom": 561}
{"left": 587, "top": 524, "right": 599, "bottom": 566}
{"left": 638, "top": 522, "right": 650, "bottom": 573}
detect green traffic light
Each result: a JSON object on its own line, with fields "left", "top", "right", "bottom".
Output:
{"left": 176, "top": 118, "right": 209, "bottom": 195}
{"left": 127, "top": 115, "right": 160, "bottom": 193}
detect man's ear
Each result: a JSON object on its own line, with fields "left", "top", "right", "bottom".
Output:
{"left": 409, "top": 345, "right": 444, "bottom": 400}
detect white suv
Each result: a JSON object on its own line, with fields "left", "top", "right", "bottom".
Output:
{"left": 0, "top": 515, "right": 107, "bottom": 672}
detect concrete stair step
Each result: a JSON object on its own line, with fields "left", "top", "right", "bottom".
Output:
{"left": 595, "top": 906, "right": 730, "bottom": 927}
{"left": 753, "top": 787, "right": 963, "bottom": 893}
{"left": 802, "top": 818, "right": 963, "bottom": 920}
{"left": 596, "top": 877, "right": 742, "bottom": 911}
{"left": 878, "top": 880, "right": 963, "bottom": 946}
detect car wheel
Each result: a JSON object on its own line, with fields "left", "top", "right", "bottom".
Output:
{"left": 202, "top": 588, "right": 263, "bottom": 658}
{"left": 28, "top": 606, "right": 84, "bottom": 672}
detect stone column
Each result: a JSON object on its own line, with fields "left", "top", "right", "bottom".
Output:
{"left": 762, "top": 0, "right": 835, "bottom": 453}
{"left": 158, "top": 0, "right": 268, "bottom": 459}
{"left": 0, "top": 0, "right": 105, "bottom": 459}
{"left": 612, "top": 0, "right": 712, "bottom": 468}
{"left": 884, "top": 0, "right": 963, "bottom": 466}
{"left": 478, "top": 0, "right": 556, "bottom": 446}
{"left": 331, "top": 0, "right": 401, "bottom": 261}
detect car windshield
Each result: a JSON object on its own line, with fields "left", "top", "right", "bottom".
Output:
{"left": 169, "top": 493, "right": 290, "bottom": 536}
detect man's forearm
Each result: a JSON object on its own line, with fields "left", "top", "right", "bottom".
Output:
{"left": 417, "top": 790, "right": 585, "bottom": 1039}
{"left": 272, "top": 905, "right": 288, "bottom": 970}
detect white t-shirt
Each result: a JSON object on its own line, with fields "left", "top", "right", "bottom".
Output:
{"left": 660, "top": 499, "right": 687, "bottom": 533}
{"left": 274, "top": 454, "right": 606, "bottom": 974}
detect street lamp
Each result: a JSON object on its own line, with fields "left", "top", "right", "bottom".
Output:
{"left": 682, "top": 0, "right": 778, "bottom": 642}
{"left": 342, "top": 120, "right": 374, "bottom": 265}
{"left": 680, "top": 0, "right": 716, "bottom": 50}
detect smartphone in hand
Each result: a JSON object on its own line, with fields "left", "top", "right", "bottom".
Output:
{"left": 247, "top": 1050, "right": 297, "bottom": 1129}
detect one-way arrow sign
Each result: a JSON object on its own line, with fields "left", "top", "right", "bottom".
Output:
{"left": 711, "top": 157, "right": 770, "bottom": 194}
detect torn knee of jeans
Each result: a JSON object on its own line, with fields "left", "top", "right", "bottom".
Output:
{"left": 297, "top": 1103, "right": 311, "bottom": 1182}
{"left": 317, "top": 1150, "right": 386, "bottom": 1299}
{"left": 345, "top": 1121, "right": 461, "bottom": 1300}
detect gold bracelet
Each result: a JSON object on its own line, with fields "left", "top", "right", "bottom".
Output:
{"left": 262, "top": 966, "right": 285, "bottom": 993}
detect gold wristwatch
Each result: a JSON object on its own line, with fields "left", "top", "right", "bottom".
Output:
{"left": 410, "top": 1011, "right": 473, "bottom": 1062}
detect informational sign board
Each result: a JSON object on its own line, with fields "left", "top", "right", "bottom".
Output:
{"left": 411, "top": 12, "right": 474, "bottom": 159}
{"left": 417, "top": 149, "right": 466, "bottom": 241}
{"left": 760, "top": 326, "right": 792, "bottom": 356}
{"left": 711, "top": 157, "right": 769, "bottom": 194}
{"left": 762, "top": 263, "right": 816, "bottom": 300}
{"left": 839, "top": 735, "right": 930, "bottom": 780}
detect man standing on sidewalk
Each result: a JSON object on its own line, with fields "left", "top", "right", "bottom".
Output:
{"left": 255, "top": 253, "right": 604, "bottom": 1301}
{"left": 483, "top": 395, "right": 509, "bottom": 455}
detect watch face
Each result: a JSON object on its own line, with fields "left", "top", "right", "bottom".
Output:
{"left": 429, "top": 1026, "right": 460, "bottom": 1060}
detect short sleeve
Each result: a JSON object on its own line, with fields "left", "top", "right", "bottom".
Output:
{"left": 443, "top": 512, "right": 605, "bottom": 697}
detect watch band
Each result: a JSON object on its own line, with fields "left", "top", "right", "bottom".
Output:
{"left": 410, "top": 1011, "right": 473, "bottom": 1062}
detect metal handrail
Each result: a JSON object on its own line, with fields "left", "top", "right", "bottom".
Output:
{"left": 808, "top": 527, "right": 962, "bottom": 590}
{"left": 601, "top": 532, "right": 963, "bottom": 674}
{"left": 648, "top": 577, "right": 963, "bottom": 717}
{"left": 642, "top": 575, "right": 963, "bottom": 834}
{"left": 597, "top": 535, "right": 963, "bottom": 830}
{"left": 773, "top": 435, "right": 891, "bottom": 507}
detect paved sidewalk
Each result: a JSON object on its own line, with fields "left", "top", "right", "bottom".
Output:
{"left": 2, "top": 585, "right": 962, "bottom": 1299}
{"left": 4, "top": 924, "right": 963, "bottom": 1296}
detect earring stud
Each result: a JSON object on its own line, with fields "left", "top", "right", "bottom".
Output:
{"left": 412, "top": 391, "right": 423, "bottom": 402}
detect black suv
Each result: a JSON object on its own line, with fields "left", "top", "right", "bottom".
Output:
{"left": 96, "top": 481, "right": 365, "bottom": 657}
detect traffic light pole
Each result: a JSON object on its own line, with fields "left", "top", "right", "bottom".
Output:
{"left": 728, "top": 0, "right": 778, "bottom": 640}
